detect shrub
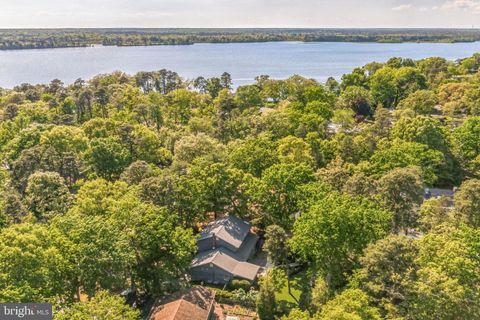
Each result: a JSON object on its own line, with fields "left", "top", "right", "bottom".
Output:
{"left": 229, "top": 279, "right": 252, "bottom": 291}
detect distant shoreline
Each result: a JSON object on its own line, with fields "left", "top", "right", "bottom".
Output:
{"left": 0, "top": 39, "right": 476, "bottom": 51}
{"left": 2, "top": 40, "right": 480, "bottom": 52}
{"left": 2, "top": 28, "right": 480, "bottom": 50}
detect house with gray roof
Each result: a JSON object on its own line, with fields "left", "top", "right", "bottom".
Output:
{"left": 424, "top": 187, "right": 456, "bottom": 208}
{"left": 190, "top": 216, "right": 261, "bottom": 284}
{"left": 424, "top": 188, "right": 455, "bottom": 199}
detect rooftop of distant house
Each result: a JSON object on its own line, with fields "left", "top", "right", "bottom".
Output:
{"left": 424, "top": 187, "right": 456, "bottom": 199}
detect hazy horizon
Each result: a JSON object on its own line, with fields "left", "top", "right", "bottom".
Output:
{"left": 2, "top": 27, "right": 480, "bottom": 30}
{"left": 1, "top": 0, "right": 480, "bottom": 29}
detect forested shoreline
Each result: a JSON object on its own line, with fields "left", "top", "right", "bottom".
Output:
{"left": 2, "top": 28, "right": 480, "bottom": 50}
{"left": 0, "top": 53, "right": 479, "bottom": 319}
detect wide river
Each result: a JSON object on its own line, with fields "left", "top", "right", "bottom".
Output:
{"left": 1, "top": 41, "right": 480, "bottom": 88}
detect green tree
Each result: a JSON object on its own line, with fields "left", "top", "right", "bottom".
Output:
{"left": 398, "top": 90, "right": 437, "bottom": 115}
{"left": 139, "top": 168, "right": 213, "bottom": 226}
{"left": 311, "top": 276, "right": 330, "bottom": 312}
{"left": 341, "top": 68, "right": 368, "bottom": 90}
{"left": 215, "top": 88, "right": 236, "bottom": 117}
{"left": 53, "top": 179, "right": 195, "bottom": 297}
{"left": 261, "top": 79, "right": 297, "bottom": 103}
{"left": 3, "top": 123, "right": 51, "bottom": 164}
{"left": 417, "top": 57, "right": 450, "bottom": 85}
{"left": 253, "top": 163, "right": 315, "bottom": 230}
{"left": 316, "top": 289, "right": 381, "bottom": 320}
{"left": 138, "top": 172, "right": 177, "bottom": 209}
{"left": 234, "top": 85, "right": 263, "bottom": 109}
{"left": 53, "top": 210, "right": 134, "bottom": 298}
{"left": 453, "top": 179, "right": 480, "bottom": 228}
{"left": 281, "top": 309, "right": 311, "bottom": 320}
{"left": 256, "top": 272, "right": 278, "bottom": 320}
{"left": 325, "top": 77, "right": 340, "bottom": 94}
{"left": 126, "top": 203, "right": 196, "bottom": 295}
{"left": 277, "top": 136, "right": 314, "bottom": 166}
{"left": 259, "top": 108, "right": 297, "bottom": 140}
{"left": 376, "top": 167, "right": 424, "bottom": 233}
{"left": 173, "top": 133, "right": 224, "bottom": 164}
{"left": 331, "top": 109, "right": 355, "bottom": 132}
{"left": 205, "top": 77, "right": 224, "bottom": 98}
{"left": 85, "top": 137, "right": 131, "bottom": 180}
{"left": 25, "top": 171, "right": 71, "bottom": 221}
{"left": 342, "top": 172, "right": 377, "bottom": 198}
{"left": 390, "top": 115, "right": 447, "bottom": 151}
{"left": 453, "top": 117, "right": 480, "bottom": 173}
{"left": 365, "top": 139, "right": 444, "bottom": 185}
{"left": 181, "top": 159, "right": 249, "bottom": 220}
{"left": 120, "top": 160, "right": 156, "bottom": 185}
{"left": 125, "top": 125, "right": 171, "bottom": 165}
{"left": 354, "top": 235, "right": 419, "bottom": 318}
{"left": 337, "top": 85, "right": 372, "bottom": 116}
{"left": 333, "top": 132, "right": 376, "bottom": 164}
{"left": 1, "top": 186, "right": 27, "bottom": 224}
{"left": 369, "top": 67, "right": 397, "bottom": 108}
{"left": 228, "top": 135, "right": 278, "bottom": 177}
{"left": 371, "top": 106, "right": 392, "bottom": 138}
{"left": 264, "top": 225, "right": 289, "bottom": 266}
{"left": 220, "top": 72, "right": 233, "bottom": 90}
{"left": 305, "top": 100, "right": 334, "bottom": 120}
{"left": 464, "top": 85, "right": 480, "bottom": 115}
{"left": 164, "top": 89, "right": 206, "bottom": 124}
{"left": 419, "top": 196, "right": 454, "bottom": 232}
{"left": 408, "top": 267, "right": 471, "bottom": 320}
{"left": 40, "top": 125, "right": 88, "bottom": 155}
{"left": 437, "top": 83, "right": 469, "bottom": 113}
{"left": 290, "top": 192, "right": 391, "bottom": 287}
{"left": 394, "top": 67, "right": 427, "bottom": 103}
{"left": 81, "top": 118, "right": 119, "bottom": 139}
{"left": 55, "top": 290, "right": 139, "bottom": 320}
{"left": 386, "top": 57, "right": 415, "bottom": 69}
{"left": 407, "top": 226, "right": 480, "bottom": 320}
{"left": 315, "top": 157, "right": 352, "bottom": 191}
{"left": 0, "top": 223, "right": 71, "bottom": 302}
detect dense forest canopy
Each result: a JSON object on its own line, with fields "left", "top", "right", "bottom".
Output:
{"left": 0, "top": 53, "right": 479, "bottom": 319}
{"left": 2, "top": 28, "right": 480, "bottom": 50}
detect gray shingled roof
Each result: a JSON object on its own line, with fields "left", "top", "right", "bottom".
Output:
{"left": 191, "top": 248, "right": 260, "bottom": 281}
{"left": 429, "top": 188, "right": 455, "bottom": 197}
{"left": 192, "top": 248, "right": 238, "bottom": 271}
{"left": 235, "top": 232, "right": 259, "bottom": 261}
{"left": 198, "top": 216, "right": 251, "bottom": 250}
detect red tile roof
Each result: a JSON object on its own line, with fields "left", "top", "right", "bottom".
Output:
{"left": 149, "top": 287, "right": 215, "bottom": 320}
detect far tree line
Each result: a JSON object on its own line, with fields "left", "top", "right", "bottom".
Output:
{"left": 2, "top": 28, "right": 480, "bottom": 50}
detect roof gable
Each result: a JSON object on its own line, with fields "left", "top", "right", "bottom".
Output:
{"left": 191, "top": 248, "right": 239, "bottom": 271}
{"left": 199, "top": 216, "right": 251, "bottom": 249}
{"left": 150, "top": 287, "right": 214, "bottom": 320}
{"left": 191, "top": 248, "right": 260, "bottom": 281}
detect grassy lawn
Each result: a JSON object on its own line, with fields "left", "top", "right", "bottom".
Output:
{"left": 275, "top": 270, "right": 310, "bottom": 307}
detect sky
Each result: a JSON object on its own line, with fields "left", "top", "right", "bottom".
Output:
{"left": 0, "top": 0, "right": 480, "bottom": 28}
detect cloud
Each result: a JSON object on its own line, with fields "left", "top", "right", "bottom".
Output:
{"left": 0, "top": 0, "right": 479, "bottom": 28}
{"left": 440, "top": 0, "right": 480, "bottom": 13}
{"left": 392, "top": 4, "right": 413, "bottom": 11}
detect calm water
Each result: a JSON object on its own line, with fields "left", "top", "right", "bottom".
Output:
{"left": 1, "top": 41, "right": 480, "bottom": 88}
